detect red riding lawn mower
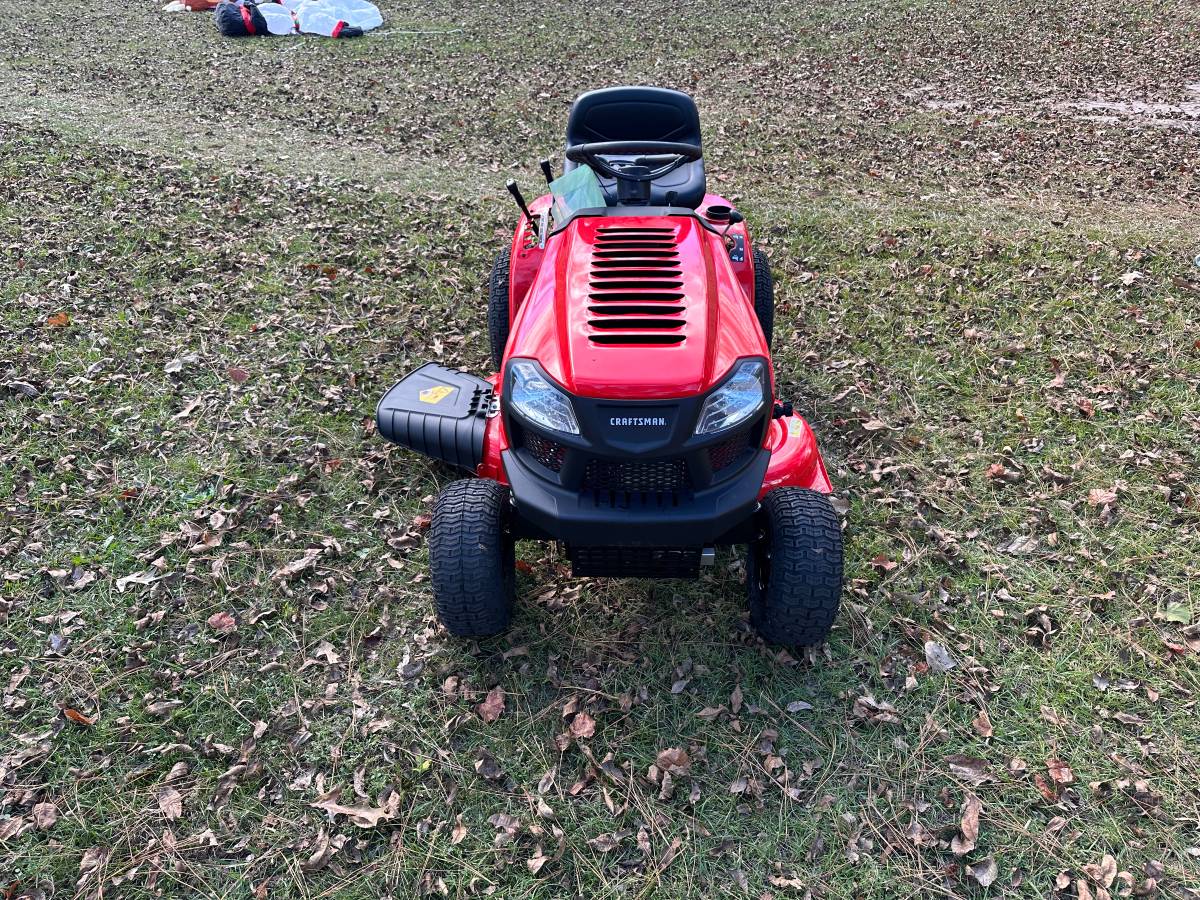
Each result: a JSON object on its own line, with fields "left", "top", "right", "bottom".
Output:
{"left": 377, "top": 87, "right": 842, "bottom": 647}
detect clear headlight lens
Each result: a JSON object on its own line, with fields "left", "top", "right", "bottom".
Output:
{"left": 509, "top": 361, "right": 579, "bottom": 435}
{"left": 694, "top": 360, "right": 766, "bottom": 435}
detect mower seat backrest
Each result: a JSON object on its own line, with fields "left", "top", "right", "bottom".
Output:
{"left": 564, "top": 86, "right": 707, "bottom": 209}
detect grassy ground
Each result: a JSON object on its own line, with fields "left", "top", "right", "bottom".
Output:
{"left": 2, "top": 1, "right": 1200, "bottom": 897}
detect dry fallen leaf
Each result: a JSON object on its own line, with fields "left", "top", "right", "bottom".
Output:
{"left": 972, "top": 707, "right": 994, "bottom": 738}
{"left": 77, "top": 847, "right": 112, "bottom": 888}
{"left": 212, "top": 762, "right": 260, "bottom": 808}
{"left": 474, "top": 750, "right": 503, "bottom": 781}
{"left": 951, "top": 794, "right": 982, "bottom": 856}
{"left": 300, "top": 829, "right": 347, "bottom": 873}
{"left": 924, "top": 640, "right": 957, "bottom": 673}
{"left": 871, "top": 553, "right": 898, "bottom": 572}
{"left": 1034, "top": 773, "right": 1059, "bottom": 803}
{"left": 46, "top": 312, "right": 70, "bottom": 328}
{"left": 588, "top": 832, "right": 624, "bottom": 853}
{"left": 172, "top": 395, "right": 203, "bottom": 421}
{"left": 310, "top": 787, "right": 399, "bottom": 828}
{"left": 527, "top": 847, "right": 551, "bottom": 874}
{"left": 1041, "top": 705, "right": 1070, "bottom": 727}
{"left": 946, "top": 754, "right": 992, "bottom": 784}
{"left": 1084, "top": 853, "right": 1118, "bottom": 888}
{"left": 62, "top": 707, "right": 96, "bottom": 726}
{"left": 768, "top": 873, "right": 807, "bottom": 890}
{"left": 969, "top": 856, "right": 999, "bottom": 887}
{"left": 0, "top": 817, "right": 30, "bottom": 840}
{"left": 852, "top": 695, "right": 902, "bottom": 724}
{"left": 570, "top": 712, "right": 597, "bottom": 739}
{"left": 207, "top": 611, "right": 237, "bottom": 634}
{"left": 1047, "top": 757, "right": 1075, "bottom": 785}
{"left": 655, "top": 747, "right": 691, "bottom": 776}
{"left": 157, "top": 786, "right": 183, "bottom": 821}
{"left": 477, "top": 686, "right": 506, "bottom": 724}
{"left": 32, "top": 801, "right": 58, "bottom": 830}
{"left": 657, "top": 836, "right": 683, "bottom": 870}
{"left": 271, "top": 548, "right": 323, "bottom": 581}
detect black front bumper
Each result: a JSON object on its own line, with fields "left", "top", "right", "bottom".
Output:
{"left": 501, "top": 359, "right": 772, "bottom": 549}
{"left": 503, "top": 446, "right": 768, "bottom": 546}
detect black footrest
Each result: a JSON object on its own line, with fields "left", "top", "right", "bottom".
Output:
{"left": 376, "top": 363, "right": 493, "bottom": 472}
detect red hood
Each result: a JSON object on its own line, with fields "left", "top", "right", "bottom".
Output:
{"left": 508, "top": 214, "right": 767, "bottom": 399}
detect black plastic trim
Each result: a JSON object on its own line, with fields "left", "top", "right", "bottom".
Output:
{"left": 503, "top": 446, "right": 769, "bottom": 546}
{"left": 548, "top": 206, "right": 732, "bottom": 238}
{"left": 567, "top": 545, "right": 702, "bottom": 578}
{"left": 376, "top": 363, "right": 493, "bottom": 472}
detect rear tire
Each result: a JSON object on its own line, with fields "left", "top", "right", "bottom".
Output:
{"left": 746, "top": 488, "right": 842, "bottom": 647}
{"left": 752, "top": 247, "right": 774, "bottom": 349}
{"left": 429, "top": 479, "right": 515, "bottom": 637}
{"left": 487, "top": 248, "right": 511, "bottom": 371}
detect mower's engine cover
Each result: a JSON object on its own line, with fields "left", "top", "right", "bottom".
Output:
{"left": 376, "top": 363, "right": 494, "bottom": 472}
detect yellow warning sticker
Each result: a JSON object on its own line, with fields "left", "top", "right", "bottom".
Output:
{"left": 787, "top": 418, "right": 804, "bottom": 436}
{"left": 419, "top": 385, "right": 455, "bottom": 404}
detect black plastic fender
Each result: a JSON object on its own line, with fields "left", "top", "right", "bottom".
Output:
{"left": 376, "top": 363, "right": 494, "bottom": 471}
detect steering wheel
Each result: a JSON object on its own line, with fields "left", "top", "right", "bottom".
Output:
{"left": 564, "top": 140, "right": 702, "bottom": 183}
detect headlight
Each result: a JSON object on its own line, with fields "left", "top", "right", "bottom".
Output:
{"left": 509, "top": 361, "right": 579, "bottom": 435}
{"left": 694, "top": 360, "right": 766, "bottom": 435}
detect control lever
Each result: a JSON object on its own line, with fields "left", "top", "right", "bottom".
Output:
{"left": 539, "top": 159, "right": 555, "bottom": 186}
{"left": 721, "top": 209, "right": 745, "bottom": 242}
{"left": 506, "top": 179, "right": 537, "bottom": 235}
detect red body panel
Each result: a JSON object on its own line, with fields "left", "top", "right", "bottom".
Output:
{"left": 480, "top": 197, "right": 833, "bottom": 498}
{"left": 760, "top": 416, "right": 833, "bottom": 495}
{"left": 507, "top": 194, "right": 553, "bottom": 327}
{"left": 508, "top": 214, "right": 766, "bottom": 399}
{"left": 507, "top": 194, "right": 754, "bottom": 341}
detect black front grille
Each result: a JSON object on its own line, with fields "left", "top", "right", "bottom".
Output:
{"left": 708, "top": 429, "right": 754, "bottom": 473}
{"left": 568, "top": 545, "right": 701, "bottom": 578}
{"left": 582, "top": 457, "right": 691, "bottom": 494}
{"left": 524, "top": 432, "right": 567, "bottom": 472}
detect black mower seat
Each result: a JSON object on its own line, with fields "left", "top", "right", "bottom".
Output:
{"left": 564, "top": 86, "right": 707, "bottom": 209}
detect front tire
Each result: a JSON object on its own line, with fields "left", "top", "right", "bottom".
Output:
{"left": 746, "top": 488, "right": 842, "bottom": 647}
{"left": 752, "top": 247, "right": 774, "bottom": 349}
{"left": 429, "top": 479, "right": 515, "bottom": 637}
{"left": 487, "top": 248, "right": 511, "bottom": 371}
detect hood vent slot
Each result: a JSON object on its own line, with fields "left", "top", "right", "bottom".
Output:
{"left": 591, "top": 267, "right": 681, "bottom": 278}
{"left": 588, "top": 291, "right": 684, "bottom": 302}
{"left": 588, "top": 225, "right": 686, "bottom": 346}
{"left": 589, "top": 333, "right": 685, "bottom": 345}
{"left": 589, "top": 317, "right": 681, "bottom": 329}
{"left": 589, "top": 304, "right": 686, "bottom": 316}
